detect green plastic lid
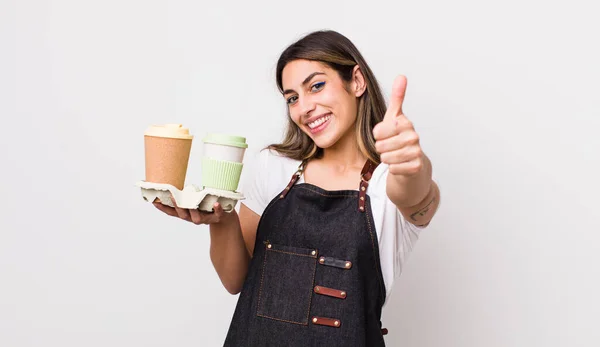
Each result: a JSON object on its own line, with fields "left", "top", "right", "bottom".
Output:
{"left": 202, "top": 133, "right": 248, "bottom": 148}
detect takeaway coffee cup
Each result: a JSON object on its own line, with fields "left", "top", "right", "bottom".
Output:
{"left": 144, "top": 124, "right": 193, "bottom": 190}
{"left": 201, "top": 133, "right": 248, "bottom": 191}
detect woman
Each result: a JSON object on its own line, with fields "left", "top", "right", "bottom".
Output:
{"left": 154, "top": 30, "right": 440, "bottom": 346}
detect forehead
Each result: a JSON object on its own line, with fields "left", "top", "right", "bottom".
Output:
{"left": 281, "top": 59, "right": 334, "bottom": 89}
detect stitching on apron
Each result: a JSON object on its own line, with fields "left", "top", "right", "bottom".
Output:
{"left": 268, "top": 249, "right": 317, "bottom": 258}
{"left": 256, "top": 246, "right": 269, "bottom": 318}
{"left": 256, "top": 314, "right": 308, "bottom": 326}
{"left": 255, "top": 245, "right": 318, "bottom": 326}
{"left": 296, "top": 186, "right": 356, "bottom": 198}
{"left": 305, "top": 256, "right": 318, "bottom": 324}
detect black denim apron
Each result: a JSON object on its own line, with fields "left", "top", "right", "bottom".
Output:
{"left": 224, "top": 160, "right": 387, "bottom": 346}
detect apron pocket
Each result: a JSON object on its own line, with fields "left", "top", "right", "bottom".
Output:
{"left": 256, "top": 242, "right": 318, "bottom": 325}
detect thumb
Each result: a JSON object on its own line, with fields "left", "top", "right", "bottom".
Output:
{"left": 386, "top": 75, "right": 407, "bottom": 119}
{"left": 213, "top": 202, "right": 223, "bottom": 215}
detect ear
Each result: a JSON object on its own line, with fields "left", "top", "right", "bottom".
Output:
{"left": 351, "top": 65, "right": 366, "bottom": 97}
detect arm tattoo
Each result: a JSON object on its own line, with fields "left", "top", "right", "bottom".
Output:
{"left": 410, "top": 196, "right": 436, "bottom": 222}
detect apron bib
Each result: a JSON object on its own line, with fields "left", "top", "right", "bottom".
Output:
{"left": 224, "top": 159, "right": 388, "bottom": 346}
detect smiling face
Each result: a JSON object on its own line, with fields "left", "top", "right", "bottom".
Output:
{"left": 281, "top": 59, "right": 365, "bottom": 150}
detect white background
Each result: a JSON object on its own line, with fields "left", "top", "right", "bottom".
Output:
{"left": 1, "top": 0, "right": 599, "bottom": 346}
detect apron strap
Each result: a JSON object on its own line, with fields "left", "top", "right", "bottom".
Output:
{"left": 279, "top": 159, "right": 307, "bottom": 199}
{"left": 278, "top": 158, "right": 379, "bottom": 209}
{"left": 358, "top": 159, "right": 378, "bottom": 212}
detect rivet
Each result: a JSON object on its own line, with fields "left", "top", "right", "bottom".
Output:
{"left": 334, "top": 321, "right": 340, "bottom": 327}
{"left": 319, "top": 257, "right": 325, "bottom": 264}
{"left": 279, "top": 194, "right": 284, "bottom": 198}
{"left": 361, "top": 186, "right": 366, "bottom": 191}
{"left": 285, "top": 187, "right": 289, "bottom": 190}
{"left": 315, "top": 286, "right": 320, "bottom": 292}
{"left": 340, "top": 291, "right": 346, "bottom": 297}
{"left": 267, "top": 244, "right": 272, "bottom": 249}
{"left": 360, "top": 196, "right": 364, "bottom": 201}
{"left": 311, "top": 250, "right": 316, "bottom": 256}
{"left": 312, "top": 317, "right": 318, "bottom": 323}
{"left": 345, "top": 262, "right": 351, "bottom": 268}
{"left": 359, "top": 206, "right": 364, "bottom": 211}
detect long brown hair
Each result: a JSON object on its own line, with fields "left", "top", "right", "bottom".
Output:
{"left": 268, "top": 30, "right": 387, "bottom": 164}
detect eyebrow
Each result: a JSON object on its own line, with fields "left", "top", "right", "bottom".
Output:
{"left": 282, "top": 72, "right": 326, "bottom": 95}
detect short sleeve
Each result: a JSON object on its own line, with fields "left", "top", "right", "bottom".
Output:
{"left": 368, "top": 162, "right": 438, "bottom": 300}
{"left": 240, "top": 149, "right": 270, "bottom": 216}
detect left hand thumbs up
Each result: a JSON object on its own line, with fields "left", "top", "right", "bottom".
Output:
{"left": 373, "top": 75, "right": 424, "bottom": 176}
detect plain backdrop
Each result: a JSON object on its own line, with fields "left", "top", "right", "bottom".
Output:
{"left": 1, "top": 0, "right": 599, "bottom": 346}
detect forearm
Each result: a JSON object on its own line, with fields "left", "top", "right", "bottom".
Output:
{"left": 209, "top": 211, "right": 250, "bottom": 294}
{"left": 386, "top": 154, "right": 440, "bottom": 226}
{"left": 386, "top": 153, "right": 433, "bottom": 207}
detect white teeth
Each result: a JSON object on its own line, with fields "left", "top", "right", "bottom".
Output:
{"left": 308, "top": 115, "right": 331, "bottom": 129}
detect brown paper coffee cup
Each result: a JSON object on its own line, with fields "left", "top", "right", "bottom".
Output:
{"left": 144, "top": 124, "right": 193, "bottom": 190}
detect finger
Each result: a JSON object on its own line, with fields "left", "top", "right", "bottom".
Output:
{"left": 188, "top": 203, "right": 225, "bottom": 225}
{"left": 213, "top": 202, "right": 224, "bottom": 217}
{"left": 373, "top": 117, "right": 398, "bottom": 141}
{"left": 376, "top": 134, "right": 405, "bottom": 154}
{"left": 194, "top": 206, "right": 221, "bottom": 224}
{"left": 373, "top": 113, "right": 414, "bottom": 141}
{"left": 189, "top": 208, "right": 204, "bottom": 224}
{"left": 153, "top": 202, "right": 178, "bottom": 217}
{"left": 380, "top": 146, "right": 423, "bottom": 165}
{"left": 377, "top": 130, "right": 419, "bottom": 153}
{"left": 168, "top": 194, "right": 191, "bottom": 221}
{"left": 388, "top": 158, "right": 423, "bottom": 176}
{"left": 175, "top": 207, "right": 191, "bottom": 221}
{"left": 375, "top": 124, "right": 417, "bottom": 153}
{"left": 387, "top": 75, "right": 407, "bottom": 116}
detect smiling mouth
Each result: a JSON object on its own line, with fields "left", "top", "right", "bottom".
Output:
{"left": 307, "top": 114, "right": 332, "bottom": 129}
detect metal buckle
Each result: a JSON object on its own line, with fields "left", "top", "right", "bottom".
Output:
{"left": 296, "top": 159, "right": 308, "bottom": 177}
{"left": 360, "top": 174, "right": 369, "bottom": 183}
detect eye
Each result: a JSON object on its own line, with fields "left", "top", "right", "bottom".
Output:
{"left": 311, "top": 81, "right": 325, "bottom": 92}
{"left": 286, "top": 95, "right": 298, "bottom": 105}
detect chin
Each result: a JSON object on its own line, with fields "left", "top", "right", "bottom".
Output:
{"left": 310, "top": 133, "right": 339, "bottom": 149}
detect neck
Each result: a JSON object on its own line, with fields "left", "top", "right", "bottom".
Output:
{"left": 320, "top": 129, "right": 366, "bottom": 168}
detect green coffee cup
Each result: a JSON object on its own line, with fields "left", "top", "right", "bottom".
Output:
{"left": 201, "top": 133, "right": 248, "bottom": 191}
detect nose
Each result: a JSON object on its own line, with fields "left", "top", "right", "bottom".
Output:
{"left": 297, "top": 95, "right": 316, "bottom": 118}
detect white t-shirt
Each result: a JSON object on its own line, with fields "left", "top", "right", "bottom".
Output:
{"left": 240, "top": 149, "right": 427, "bottom": 303}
